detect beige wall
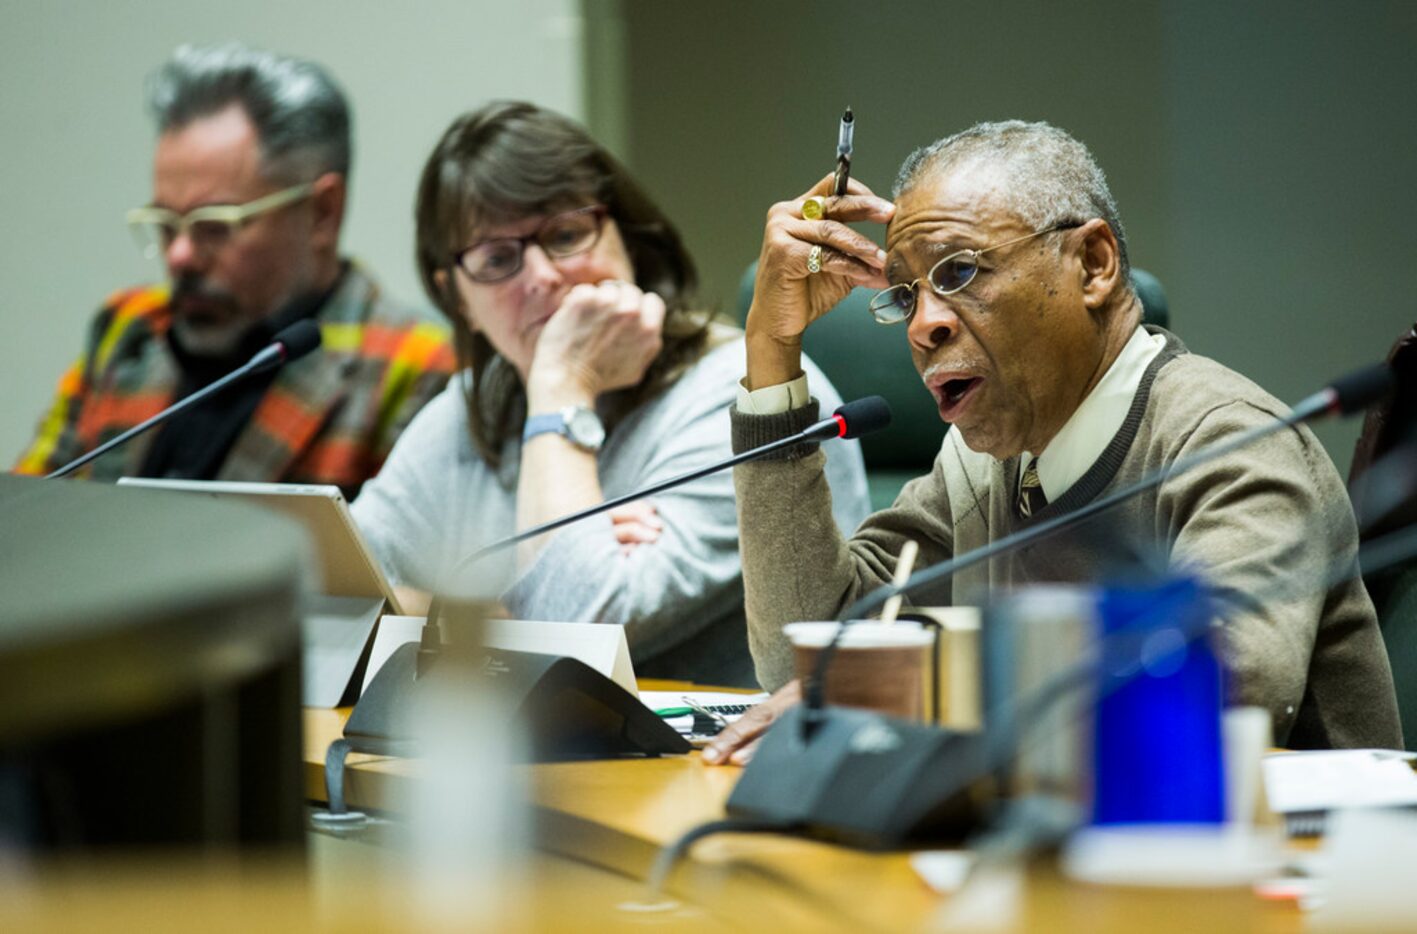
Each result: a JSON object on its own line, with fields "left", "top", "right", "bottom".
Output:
{"left": 595, "top": 0, "right": 1416, "bottom": 474}
{"left": 8, "top": 2, "right": 1412, "bottom": 476}
{"left": 0, "top": 0, "right": 585, "bottom": 464}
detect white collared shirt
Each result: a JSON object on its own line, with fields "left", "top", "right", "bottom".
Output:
{"left": 1020, "top": 326, "right": 1164, "bottom": 503}
{"left": 736, "top": 371, "right": 811, "bottom": 414}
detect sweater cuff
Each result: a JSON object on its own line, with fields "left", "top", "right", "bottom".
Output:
{"left": 730, "top": 398, "right": 821, "bottom": 460}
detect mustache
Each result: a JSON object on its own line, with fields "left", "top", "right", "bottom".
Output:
{"left": 170, "top": 275, "right": 237, "bottom": 312}
{"left": 920, "top": 359, "right": 982, "bottom": 383}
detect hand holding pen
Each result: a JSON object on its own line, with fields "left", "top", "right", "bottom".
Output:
{"left": 797, "top": 108, "right": 884, "bottom": 284}
{"left": 743, "top": 109, "right": 893, "bottom": 390}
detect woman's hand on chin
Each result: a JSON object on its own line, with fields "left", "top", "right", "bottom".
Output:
{"left": 526, "top": 280, "right": 665, "bottom": 408}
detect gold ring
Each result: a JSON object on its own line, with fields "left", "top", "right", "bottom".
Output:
{"left": 801, "top": 196, "right": 826, "bottom": 220}
{"left": 806, "top": 244, "right": 824, "bottom": 274}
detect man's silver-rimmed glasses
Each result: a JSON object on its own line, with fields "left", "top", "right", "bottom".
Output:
{"left": 126, "top": 182, "right": 316, "bottom": 259}
{"left": 868, "top": 221, "right": 1083, "bottom": 324}
{"left": 453, "top": 205, "right": 609, "bottom": 284}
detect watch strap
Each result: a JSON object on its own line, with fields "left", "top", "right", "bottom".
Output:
{"left": 523, "top": 406, "right": 604, "bottom": 451}
{"left": 522, "top": 412, "right": 566, "bottom": 443}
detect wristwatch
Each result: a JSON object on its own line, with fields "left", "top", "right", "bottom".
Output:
{"left": 522, "top": 405, "right": 606, "bottom": 452}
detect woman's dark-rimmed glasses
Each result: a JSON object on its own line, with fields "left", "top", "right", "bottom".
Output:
{"left": 453, "top": 205, "right": 609, "bottom": 284}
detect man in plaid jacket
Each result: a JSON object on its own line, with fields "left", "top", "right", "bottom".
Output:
{"left": 14, "top": 44, "right": 452, "bottom": 497}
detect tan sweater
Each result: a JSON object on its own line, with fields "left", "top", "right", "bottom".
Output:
{"left": 731, "top": 330, "right": 1401, "bottom": 750}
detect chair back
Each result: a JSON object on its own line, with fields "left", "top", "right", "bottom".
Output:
{"left": 1347, "top": 322, "right": 1417, "bottom": 749}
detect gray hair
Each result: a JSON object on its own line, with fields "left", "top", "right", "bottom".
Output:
{"left": 894, "top": 120, "right": 1129, "bottom": 278}
{"left": 146, "top": 42, "right": 351, "bottom": 183}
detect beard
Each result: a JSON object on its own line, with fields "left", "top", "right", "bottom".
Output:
{"left": 168, "top": 274, "right": 256, "bottom": 357}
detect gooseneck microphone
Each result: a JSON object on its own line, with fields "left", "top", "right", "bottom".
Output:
{"left": 240, "top": 318, "right": 323, "bottom": 375}
{"left": 448, "top": 396, "right": 891, "bottom": 572}
{"left": 800, "top": 361, "right": 1395, "bottom": 718}
{"left": 46, "top": 319, "right": 323, "bottom": 480}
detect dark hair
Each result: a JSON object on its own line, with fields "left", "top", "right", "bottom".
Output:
{"left": 147, "top": 42, "right": 351, "bottom": 183}
{"left": 414, "top": 101, "right": 709, "bottom": 468}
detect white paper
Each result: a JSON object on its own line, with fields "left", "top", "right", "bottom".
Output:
{"left": 361, "top": 617, "right": 641, "bottom": 697}
{"left": 301, "top": 593, "right": 384, "bottom": 707}
{"left": 1262, "top": 749, "right": 1417, "bottom": 814}
{"left": 637, "top": 690, "right": 769, "bottom": 735}
{"left": 484, "top": 619, "right": 635, "bottom": 694}
{"left": 361, "top": 614, "right": 426, "bottom": 695}
{"left": 1310, "top": 808, "right": 1417, "bottom": 929}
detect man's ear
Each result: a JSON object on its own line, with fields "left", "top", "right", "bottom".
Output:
{"left": 1076, "top": 218, "right": 1122, "bottom": 311}
{"left": 308, "top": 172, "right": 346, "bottom": 251}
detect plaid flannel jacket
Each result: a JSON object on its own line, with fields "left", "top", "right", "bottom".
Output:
{"left": 14, "top": 263, "right": 454, "bottom": 498}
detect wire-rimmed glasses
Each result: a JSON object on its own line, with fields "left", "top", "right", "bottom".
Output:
{"left": 868, "top": 221, "right": 1083, "bottom": 324}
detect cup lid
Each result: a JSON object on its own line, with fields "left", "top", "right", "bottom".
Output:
{"left": 784, "top": 621, "right": 933, "bottom": 648}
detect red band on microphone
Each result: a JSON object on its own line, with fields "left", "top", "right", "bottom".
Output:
{"left": 833, "top": 414, "right": 847, "bottom": 438}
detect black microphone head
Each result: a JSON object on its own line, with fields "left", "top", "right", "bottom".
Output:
{"left": 1330, "top": 362, "right": 1394, "bottom": 416}
{"left": 274, "top": 320, "right": 323, "bottom": 363}
{"left": 834, "top": 396, "right": 892, "bottom": 439}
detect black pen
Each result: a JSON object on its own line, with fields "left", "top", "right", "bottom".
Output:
{"left": 832, "top": 107, "right": 854, "bottom": 196}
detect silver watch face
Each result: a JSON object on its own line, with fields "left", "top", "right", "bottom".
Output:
{"left": 565, "top": 407, "right": 606, "bottom": 449}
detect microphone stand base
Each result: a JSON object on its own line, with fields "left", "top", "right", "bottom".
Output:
{"left": 726, "top": 704, "right": 993, "bottom": 849}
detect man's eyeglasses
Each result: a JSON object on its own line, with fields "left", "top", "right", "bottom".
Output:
{"left": 453, "top": 205, "right": 609, "bottom": 284}
{"left": 126, "top": 182, "right": 315, "bottom": 259}
{"left": 868, "top": 221, "right": 1084, "bottom": 324}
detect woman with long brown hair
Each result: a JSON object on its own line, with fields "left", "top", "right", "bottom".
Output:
{"left": 353, "top": 102, "right": 867, "bottom": 685}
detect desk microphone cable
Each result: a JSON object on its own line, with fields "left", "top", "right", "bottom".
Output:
{"left": 647, "top": 816, "right": 799, "bottom": 896}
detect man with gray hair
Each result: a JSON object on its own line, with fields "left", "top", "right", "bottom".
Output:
{"left": 16, "top": 42, "right": 452, "bottom": 496}
{"left": 706, "top": 120, "right": 1398, "bottom": 760}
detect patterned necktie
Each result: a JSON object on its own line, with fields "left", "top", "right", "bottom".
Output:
{"left": 1018, "top": 459, "right": 1046, "bottom": 518}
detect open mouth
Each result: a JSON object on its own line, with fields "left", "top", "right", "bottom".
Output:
{"left": 932, "top": 375, "right": 982, "bottom": 420}
{"left": 941, "top": 377, "right": 979, "bottom": 405}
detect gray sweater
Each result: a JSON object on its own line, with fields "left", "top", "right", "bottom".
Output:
{"left": 352, "top": 331, "right": 870, "bottom": 687}
{"left": 731, "top": 330, "right": 1400, "bottom": 749}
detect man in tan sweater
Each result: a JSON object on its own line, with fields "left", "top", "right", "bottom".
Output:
{"left": 707, "top": 121, "right": 1399, "bottom": 762}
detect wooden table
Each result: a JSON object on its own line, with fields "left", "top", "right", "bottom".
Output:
{"left": 301, "top": 687, "right": 1305, "bottom": 933}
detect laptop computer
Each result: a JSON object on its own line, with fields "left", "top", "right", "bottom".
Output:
{"left": 117, "top": 478, "right": 401, "bottom": 612}
{"left": 117, "top": 478, "right": 400, "bottom": 705}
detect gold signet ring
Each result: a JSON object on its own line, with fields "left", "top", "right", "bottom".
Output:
{"left": 801, "top": 196, "right": 827, "bottom": 220}
{"left": 806, "top": 244, "right": 824, "bottom": 274}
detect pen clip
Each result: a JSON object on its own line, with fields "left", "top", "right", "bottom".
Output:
{"left": 833, "top": 155, "right": 851, "bottom": 198}
{"left": 833, "top": 107, "right": 854, "bottom": 197}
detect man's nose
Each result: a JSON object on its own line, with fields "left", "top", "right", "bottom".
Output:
{"left": 907, "top": 289, "right": 962, "bottom": 354}
{"left": 164, "top": 229, "right": 204, "bottom": 276}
